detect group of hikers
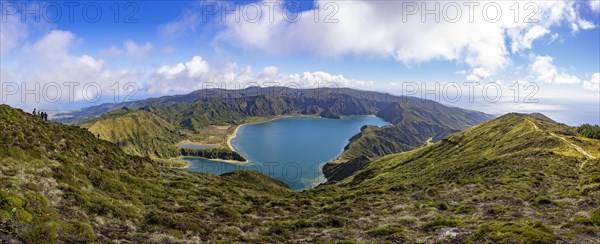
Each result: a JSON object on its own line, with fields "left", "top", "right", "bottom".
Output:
{"left": 32, "top": 108, "right": 48, "bottom": 122}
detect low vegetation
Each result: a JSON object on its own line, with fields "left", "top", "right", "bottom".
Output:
{"left": 2, "top": 105, "right": 599, "bottom": 243}
{"left": 327, "top": 101, "right": 492, "bottom": 182}
{"left": 80, "top": 108, "right": 182, "bottom": 158}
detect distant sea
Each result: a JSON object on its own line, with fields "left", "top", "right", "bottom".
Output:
{"left": 446, "top": 98, "right": 600, "bottom": 126}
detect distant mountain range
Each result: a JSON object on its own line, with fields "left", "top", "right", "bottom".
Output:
{"left": 2, "top": 104, "right": 598, "bottom": 242}
{"left": 55, "top": 87, "right": 402, "bottom": 124}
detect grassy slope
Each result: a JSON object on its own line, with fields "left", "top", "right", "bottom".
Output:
{"left": 325, "top": 101, "right": 493, "bottom": 182}
{"left": 80, "top": 108, "right": 182, "bottom": 158}
{"left": 0, "top": 105, "right": 293, "bottom": 243}
{"left": 339, "top": 100, "right": 494, "bottom": 161}
{"left": 3, "top": 105, "right": 599, "bottom": 243}
{"left": 328, "top": 113, "right": 600, "bottom": 242}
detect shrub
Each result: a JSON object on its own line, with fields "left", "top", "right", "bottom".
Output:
{"left": 22, "top": 221, "right": 62, "bottom": 244}
{"left": 0, "top": 190, "right": 33, "bottom": 223}
{"left": 67, "top": 222, "right": 96, "bottom": 243}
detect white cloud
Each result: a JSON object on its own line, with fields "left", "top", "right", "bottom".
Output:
{"left": 531, "top": 56, "right": 581, "bottom": 84}
{"left": 143, "top": 56, "right": 372, "bottom": 94}
{"left": 157, "top": 63, "right": 186, "bottom": 79}
{"left": 569, "top": 16, "right": 596, "bottom": 33}
{"left": 0, "top": 11, "right": 28, "bottom": 56}
{"left": 578, "top": 19, "right": 596, "bottom": 30}
{"left": 31, "top": 30, "right": 77, "bottom": 59}
{"left": 467, "top": 68, "right": 493, "bottom": 81}
{"left": 185, "top": 56, "right": 210, "bottom": 78}
{"left": 155, "top": 56, "right": 210, "bottom": 80}
{"left": 583, "top": 73, "right": 600, "bottom": 93}
{"left": 2, "top": 30, "right": 141, "bottom": 107}
{"left": 589, "top": 0, "right": 600, "bottom": 12}
{"left": 213, "top": 0, "right": 594, "bottom": 72}
{"left": 511, "top": 26, "right": 550, "bottom": 53}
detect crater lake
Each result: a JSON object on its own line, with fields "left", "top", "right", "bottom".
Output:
{"left": 183, "top": 116, "right": 390, "bottom": 190}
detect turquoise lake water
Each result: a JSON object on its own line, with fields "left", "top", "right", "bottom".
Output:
{"left": 183, "top": 116, "right": 390, "bottom": 190}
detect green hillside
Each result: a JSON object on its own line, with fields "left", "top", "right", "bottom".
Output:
{"left": 2, "top": 105, "right": 599, "bottom": 243}
{"left": 331, "top": 113, "right": 600, "bottom": 242}
{"left": 80, "top": 108, "right": 182, "bottom": 158}
{"left": 325, "top": 101, "right": 492, "bottom": 182}
{"left": 0, "top": 105, "right": 292, "bottom": 242}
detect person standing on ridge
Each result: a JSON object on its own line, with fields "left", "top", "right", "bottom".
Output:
{"left": 33, "top": 108, "right": 36, "bottom": 115}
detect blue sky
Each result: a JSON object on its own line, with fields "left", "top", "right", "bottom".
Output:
{"left": 1, "top": 0, "right": 599, "bottom": 125}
